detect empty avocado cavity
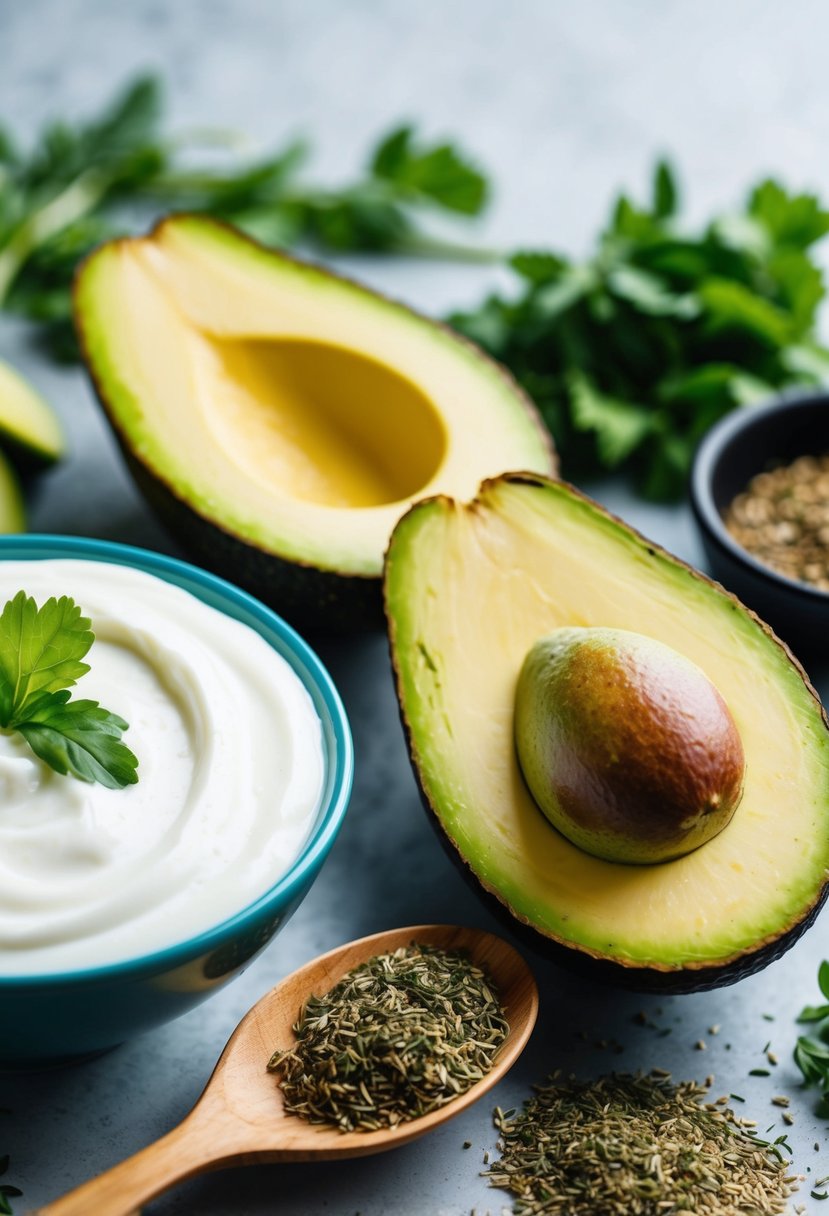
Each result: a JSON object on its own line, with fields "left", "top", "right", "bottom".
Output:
{"left": 199, "top": 337, "right": 447, "bottom": 509}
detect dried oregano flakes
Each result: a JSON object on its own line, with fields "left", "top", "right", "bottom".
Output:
{"left": 268, "top": 943, "right": 508, "bottom": 1132}
{"left": 485, "top": 1071, "right": 800, "bottom": 1216}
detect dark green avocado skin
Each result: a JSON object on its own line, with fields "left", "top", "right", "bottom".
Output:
{"left": 124, "top": 449, "right": 384, "bottom": 634}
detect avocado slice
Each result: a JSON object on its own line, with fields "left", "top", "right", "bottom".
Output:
{"left": 385, "top": 473, "right": 829, "bottom": 991}
{"left": 0, "top": 448, "right": 25, "bottom": 532}
{"left": 0, "top": 358, "right": 65, "bottom": 465}
{"left": 74, "top": 215, "right": 555, "bottom": 629}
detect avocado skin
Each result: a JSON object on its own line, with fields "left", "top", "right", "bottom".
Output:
{"left": 124, "top": 448, "right": 383, "bottom": 633}
{"left": 515, "top": 627, "right": 746, "bottom": 865}
{"left": 385, "top": 472, "right": 829, "bottom": 993}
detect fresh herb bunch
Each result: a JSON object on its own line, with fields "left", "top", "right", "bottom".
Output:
{"left": 4, "top": 77, "right": 829, "bottom": 499}
{"left": 794, "top": 959, "right": 829, "bottom": 1115}
{"left": 0, "top": 75, "right": 488, "bottom": 359}
{"left": 268, "top": 944, "right": 508, "bottom": 1132}
{"left": 0, "top": 591, "right": 138, "bottom": 788}
{"left": 0, "top": 1156, "right": 21, "bottom": 1216}
{"left": 452, "top": 164, "right": 829, "bottom": 497}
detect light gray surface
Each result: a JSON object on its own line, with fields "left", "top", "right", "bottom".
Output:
{"left": 3, "top": 2, "right": 829, "bottom": 1212}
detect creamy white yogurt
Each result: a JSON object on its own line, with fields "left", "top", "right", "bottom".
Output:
{"left": 0, "top": 559, "right": 325, "bottom": 975}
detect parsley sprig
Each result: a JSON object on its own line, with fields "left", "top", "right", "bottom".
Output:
{"left": 4, "top": 75, "right": 829, "bottom": 499}
{"left": 0, "top": 1156, "right": 21, "bottom": 1215}
{"left": 0, "top": 75, "right": 489, "bottom": 360}
{"left": 451, "top": 162, "right": 829, "bottom": 499}
{"left": 794, "top": 960, "right": 829, "bottom": 1116}
{"left": 0, "top": 591, "right": 138, "bottom": 789}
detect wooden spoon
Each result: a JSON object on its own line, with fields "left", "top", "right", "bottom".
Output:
{"left": 33, "top": 924, "right": 538, "bottom": 1215}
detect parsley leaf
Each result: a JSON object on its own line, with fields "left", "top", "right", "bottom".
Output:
{"left": 17, "top": 691, "right": 137, "bottom": 789}
{"left": 793, "top": 960, "right": 829, "bottom": 1115}
{"left": 0, "top": 590, "right": 92, "bottom": 724}
{"left": 0, "top": 1155, "right": 21, "bottom": 1216}
{"left": 371, "top": 124, "right": 488, "bottom": 214}
{"left": 0, "top": 591, "right": 138, "bottom": 789}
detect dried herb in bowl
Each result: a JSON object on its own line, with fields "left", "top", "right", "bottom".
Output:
{"left": 267, "top": 943, "right": 508, "bottom": 1132}
{"left": 485, "top": 1071, "right": 799, "bottom": 1215}
{"left": 724, "top": 454, "right": 829, "bottom": 591}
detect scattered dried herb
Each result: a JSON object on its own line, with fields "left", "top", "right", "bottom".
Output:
{"left": 725, "top": 454, "right": 829, "bottom": 590}
{"left": 484, "top": 1071, "right": 799, "bottom": 1215}
{"left": 268, "top": 944, "right": 508, "bottom": 1132}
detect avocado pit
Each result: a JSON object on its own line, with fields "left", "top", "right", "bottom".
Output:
{"left": 514, "top": 626, "right": 746, "bottom": 865}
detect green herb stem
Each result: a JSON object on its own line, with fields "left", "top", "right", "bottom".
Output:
{"left": 0, "top": 168, "right": 111, "bottom": 304}
{"left": 386, "top": 233, "right": 502, "bottom": 264}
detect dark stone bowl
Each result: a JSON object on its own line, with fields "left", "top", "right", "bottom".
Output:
{"left": 690, "top": 392, "right": 829, "bottom": 664}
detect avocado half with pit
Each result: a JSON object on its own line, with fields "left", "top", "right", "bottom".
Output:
{"left": 73, "top": 215, "right": 554, "bottom": 629}
{"left": 384, "top": 472, "right": 829, "bottom": 992}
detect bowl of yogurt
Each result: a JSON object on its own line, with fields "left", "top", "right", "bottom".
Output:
{"left": 0, "top": 535, "right": 353, "bottom": 1067}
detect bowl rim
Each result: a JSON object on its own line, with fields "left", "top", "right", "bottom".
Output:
{"left": 690, "top": 392, "right": 829, "bottom": 604}
{"left": 0, "top": 533, "right": 354, "bottom": 987}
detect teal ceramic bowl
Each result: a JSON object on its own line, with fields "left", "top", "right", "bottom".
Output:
{"left": 0, "top": 536, "right": 353, "bottom": 1068}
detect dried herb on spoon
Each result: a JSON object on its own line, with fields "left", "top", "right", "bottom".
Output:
{"left": 267, "top": 943, "right": 508, "bottom": 1131}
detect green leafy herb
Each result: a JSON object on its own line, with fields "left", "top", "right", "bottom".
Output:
{"left": 451, "top": 162, "right": 829, "bottom": 498}
{"left": 794, "top": 959, "right": 829, "bottom": 1115}
{"left": 0, "top": 76, "right": 490, "bottom": 359}
{"left": 0, "top": 1156, "right": 21, "bottom": 1216}
{"left": 6, "top": 78, "right": 829, "bottom": 499}
{"left": 0, "top": 591, "right": 137, "bottom": 789}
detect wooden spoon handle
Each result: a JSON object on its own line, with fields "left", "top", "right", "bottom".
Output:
{"left": 30, "top": 1113, "right": 220, "bottom": 1216}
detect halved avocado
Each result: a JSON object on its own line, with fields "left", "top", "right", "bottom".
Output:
{"left": 73, "top": 215, "right": 555, "bottom": 629}
{"left": 385, "top": 473, "right": 829, "bottom": 991}
{"left": 0, "top": 357, "right": 65, "bottom": 465}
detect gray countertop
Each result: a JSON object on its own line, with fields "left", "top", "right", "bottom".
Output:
{"left": 3, "top": 3, "right": 829, "bottom": 1212}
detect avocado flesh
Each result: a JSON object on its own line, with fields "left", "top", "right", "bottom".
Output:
{"left": 0, "top": 358, "right": 65, "bottom": 464}
{"left": 385, "top": 473, "right": 829, "bottom": 981}
{"left": 74, "top": 215, "right": 554, "bottom": 579}
{"left": 0, "top": 449, "right": 25, "bottom": 532}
